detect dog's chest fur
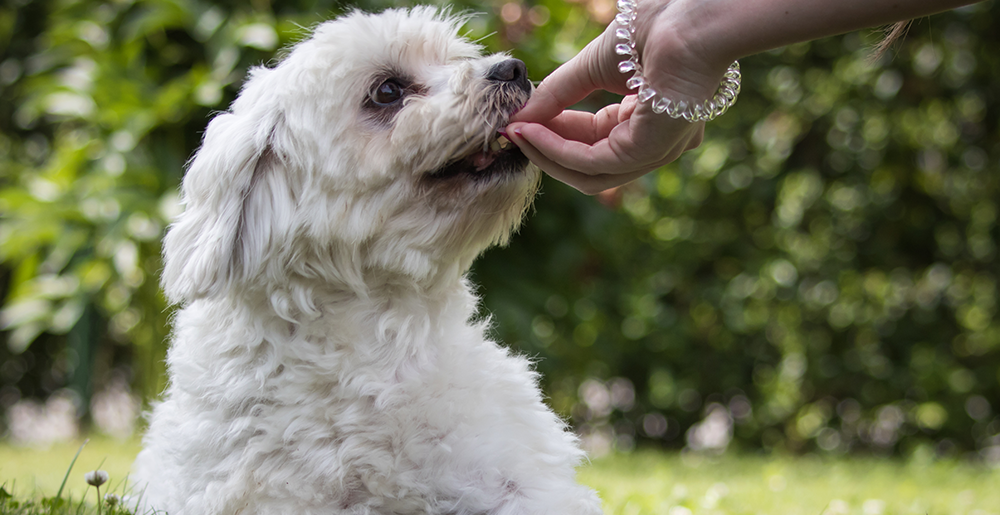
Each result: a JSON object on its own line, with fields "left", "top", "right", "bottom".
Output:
{"left": 134, "top": 280, "right": 593, "bottom": 515}
{"left": 133, "top": 8, "right": 603, "bottom": 515}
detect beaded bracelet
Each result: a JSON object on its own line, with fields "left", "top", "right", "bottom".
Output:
{"left": 614, "top": 0, "right": 741, "bottom": 122}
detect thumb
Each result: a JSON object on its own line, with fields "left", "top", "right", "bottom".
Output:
{"left": 511, "top": 28, "right": 618, "bottom": 123}
{"left": 512, "top": 26, "right": 629, "bottom": 124}
{"left": 511, "top": 58, "right": 596, "bottom": 124}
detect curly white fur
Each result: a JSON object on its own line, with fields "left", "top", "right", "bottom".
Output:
{"left": 132, "top": 8, "right": 604, "bottom": 515}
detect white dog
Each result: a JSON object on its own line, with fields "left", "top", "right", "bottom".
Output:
{"left": 132, "top": 8, "right": 604, "bottom": 515}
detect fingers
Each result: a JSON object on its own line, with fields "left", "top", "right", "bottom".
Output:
{"left": 508, "top": 121, "right": 637, "bottom": 175}
{"left": 512, "top": 50, "right": 602, "bottom": 124}
{"left": 503, "top": 1, "right": 720, "bottom": 195}
{"left": 618, "top": 95, "right": 638, "bottom": 123}
{"left": 524, "top": 104, "right": 622, "bottom": 145}
{"left": 512, "top": 28, "right": 627, "bottom": 124}
{"left": 510, "top": 105, "right": 698, "bottom": 174}
{"left": 507, "top": 107, "right": 707, "bottom": 194}
{"left": 509, "top": 131, "right": 651, "bottom": 195}
{"left": 511, "top": 80, "right": 575, "bottom": 125}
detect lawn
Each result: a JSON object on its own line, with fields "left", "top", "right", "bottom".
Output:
{"left": 1, "top": 437, "right": 998, "bottom": 515}
{"left": 578, "top": 451, "right": 999, "bottom": 515}
{"left": 0, "top": 437, "right": 141, "bottom": 502}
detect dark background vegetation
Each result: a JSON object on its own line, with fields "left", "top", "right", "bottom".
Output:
{"left": 1, "top": 0, "right": 998, "bottom": 459}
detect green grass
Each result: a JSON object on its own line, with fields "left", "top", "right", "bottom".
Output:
{"left": 1, "top": 437, "right": 141, "bottom": 514}
{"left": 580, "top": 450, "right": 1000, "bottom": 515}
{"left": 2, "top": 438, "right": 998, "bottom": 515}
{"left": 0, "top": 437, "right": 141, "bottom": 500}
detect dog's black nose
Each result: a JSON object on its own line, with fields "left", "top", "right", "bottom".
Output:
{"left": 487, "top": 59, "right": 531, "bottom": 93}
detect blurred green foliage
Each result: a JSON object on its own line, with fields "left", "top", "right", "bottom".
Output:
{"left": 1, "top": 0, "right": 998, "bottom": 460}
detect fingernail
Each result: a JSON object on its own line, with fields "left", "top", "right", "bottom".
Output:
{"left": 513, "top": 127, "right": 522, "bottom": 136}
{"left": 498, "top": 129, "right": 508, "bottom": 137}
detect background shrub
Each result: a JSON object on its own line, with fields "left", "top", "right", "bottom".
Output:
{"left": 1, "top": 0, "right": 998, "bottom": 458}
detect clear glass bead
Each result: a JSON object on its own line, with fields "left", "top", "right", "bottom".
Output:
{"left": 616, "top": 0, "right": 636, "bottom": 13}
{"left": 614, "top": 0, "right": 740, "bottom": 123}
{"left": 638, "top": 86, "right": 657, "bottom": 102}
{"left": 652, "top": 97, "right": 671, "bottom": 114}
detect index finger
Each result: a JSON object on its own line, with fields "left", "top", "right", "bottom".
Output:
{"left": 512, "top": 29, "right": 625, "bottom": 123}
{"left": 512, "top": 59, "right": 599, "bottom": 124}
{"left": 510, "top": 130, "right": 652, "bottom": 195}
{"left": 510, "top": 108, "right": 699, "bottom": 175}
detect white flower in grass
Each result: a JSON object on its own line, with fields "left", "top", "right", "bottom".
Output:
{"left": 85, "top": 470, "right": 109, "bottom": 487}
{"left": 105, "top": 493, "right": 120, "bottom": 506}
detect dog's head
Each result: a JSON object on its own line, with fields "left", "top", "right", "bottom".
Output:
{"left": 162, "top": 7, "right": 539, "bottom": 304}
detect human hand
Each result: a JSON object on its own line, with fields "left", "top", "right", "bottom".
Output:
{"left": 505, "top": 0, "right": 731, "bottom": 194}
{"left": 505, "top": 0, "right": 985, "bottom": 194}
{"left": 506, "top": 90, "right": 705, "bottom": 195}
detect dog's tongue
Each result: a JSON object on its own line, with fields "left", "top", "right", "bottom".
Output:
{"left": 473, "top": 151, "right": 497, "bottom": 171}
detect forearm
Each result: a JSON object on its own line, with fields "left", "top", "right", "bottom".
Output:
{"left": 675, "top": 0, "right": 984, "bottom": 65}
{"left": 628, "top": 0, "right": 985, "bottom": 105}
{"left": 506, "top": 0, "right": 987, "bottom": 191}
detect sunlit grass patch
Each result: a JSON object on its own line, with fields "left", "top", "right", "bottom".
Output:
{"left": 1, "top": 484, "right": 135, "bottom": 515}
{"left": 0, "top": 436, "right": 141, "bottom": 504}
{"left": 579, "top": 450, "right": 1000, "bottom": 515}
{"left": 3, "top": 439, "right": 999, "bottom": 515}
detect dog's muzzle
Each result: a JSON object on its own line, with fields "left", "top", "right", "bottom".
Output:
{"left": 427, "top": 58, "right": 532, "bottom": 182}
{"left": 487, "top": 59, "right": 531, "bottom": 95}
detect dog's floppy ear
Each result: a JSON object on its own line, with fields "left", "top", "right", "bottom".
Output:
{"left": 161, "top": 102, "right": 283, "bottom": 304}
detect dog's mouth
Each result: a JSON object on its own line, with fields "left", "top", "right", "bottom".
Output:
{"left": 427, "top": 132, "right": 528, "bottom": 181}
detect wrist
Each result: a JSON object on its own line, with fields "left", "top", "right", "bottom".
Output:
{"left": 626, "top": 0, "right": 738, "bottom": 111}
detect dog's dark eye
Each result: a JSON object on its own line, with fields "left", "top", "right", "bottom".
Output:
{"left": 372, "top": 79, "right": 405, "bottom": 106}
